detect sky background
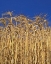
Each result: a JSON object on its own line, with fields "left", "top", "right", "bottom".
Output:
{"left": 0, "top": 0, "right": 51, "bottom": 26}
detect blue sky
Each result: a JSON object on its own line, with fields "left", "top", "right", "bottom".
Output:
{"left": 0, "top": 0, "right": 51, "bottom": 26}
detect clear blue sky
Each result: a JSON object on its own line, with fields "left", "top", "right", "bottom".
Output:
{"left": 0, "top": 0, "right": 51, "bottom": 26}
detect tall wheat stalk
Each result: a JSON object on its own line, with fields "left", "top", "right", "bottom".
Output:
{"left": 0, "top": 12, "right": 51, "bottom": 64}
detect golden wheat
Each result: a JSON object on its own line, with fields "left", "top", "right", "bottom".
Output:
{"left": 0, "top": 12, "right": 51, "bottom": 64}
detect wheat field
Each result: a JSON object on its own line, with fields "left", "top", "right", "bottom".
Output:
{"left": 0, "top": 12, "right": 51, "bottom": 64}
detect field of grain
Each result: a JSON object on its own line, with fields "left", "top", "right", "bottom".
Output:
{"left": 0, "top": 12, "right": 51, "bottom": 64}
